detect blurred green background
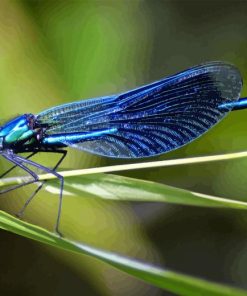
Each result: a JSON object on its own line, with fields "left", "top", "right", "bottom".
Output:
{"left": 1, "top": 0, "right": 247, "bottom": 295}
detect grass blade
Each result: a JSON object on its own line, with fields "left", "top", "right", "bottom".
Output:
{"left": 0, "top": 210, "right": 246, "bottom": 296}
{"left": 43, "top": 174, "right": 247, "bottom": 209}
{"left": 0, "top": 151, "right": 247, "bottom": 188}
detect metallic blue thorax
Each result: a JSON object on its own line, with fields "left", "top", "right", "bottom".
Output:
{"left": 0, "top": 114, "right": 36, "bottom": 150}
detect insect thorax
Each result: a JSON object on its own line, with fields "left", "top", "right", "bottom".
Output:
{"left": 0, "top": 114, "right": 41, "bottom": 151}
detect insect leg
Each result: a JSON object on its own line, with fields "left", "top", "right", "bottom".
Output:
{"left": 17, "top": 150, "right": 67, "bottom": 223}
{"left": 0, "top": 153, "right": 39, "bottom": 195}
{"left": 14, "top": 154, "right": 65, "bottom": 236}
{"left": 0, "top": 152, "right": 37, "bottom": 178}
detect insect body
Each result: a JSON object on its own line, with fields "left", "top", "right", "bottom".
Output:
{"left": 0, "top": 61, "right": 246, "bottom": 236}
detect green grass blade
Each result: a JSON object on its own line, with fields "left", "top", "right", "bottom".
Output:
{"left": 1, "top": 172, "right": 247, "bottom": 209}
{"left": 43, "top": 174, "right": 247, "bottom": 209}
{"left": 1, "top": 151, "right": 247, "bottom": 209}
{"left": 0, "top": 210, "right": 246, "bottom": 296}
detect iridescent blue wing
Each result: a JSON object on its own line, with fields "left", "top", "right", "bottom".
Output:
{"left": 36, "top": 62, "right": 242, "bottom": 158}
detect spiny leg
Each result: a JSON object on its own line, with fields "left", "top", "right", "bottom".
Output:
{"left": 14, "top": 152, "right": 66, "bottom": 236}
{"left": 0, "top": 153, "right": 39, "bottom": 195}
{"left": 0, "top": 179, "right": 38, "bottom": 195}
{"left": 17, "top": 151, "right": 67, "bottom": 223}
{"left": 0, "top": 150, "right": 64, "bottom": 194}
{"left": 0, "top": 152, "right": 37, "bottom": 178}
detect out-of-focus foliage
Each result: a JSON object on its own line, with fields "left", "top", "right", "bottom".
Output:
{"left": 1, "top": 1, "right": 247, "bottom": 295}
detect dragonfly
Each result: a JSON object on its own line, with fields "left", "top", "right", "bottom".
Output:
{"left": 0, "top": 61, "right": 246, "bottom": 236}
